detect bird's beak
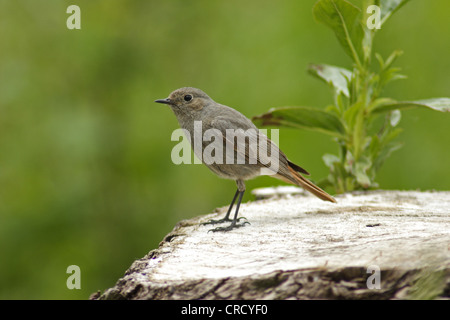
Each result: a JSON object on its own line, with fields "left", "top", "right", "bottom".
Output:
{"left": 154, "top": 98, "right": 172, "bottom": 105}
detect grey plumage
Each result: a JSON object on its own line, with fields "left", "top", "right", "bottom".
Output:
{"left": 156, "top": 87, "right": 336, "bottom": 232}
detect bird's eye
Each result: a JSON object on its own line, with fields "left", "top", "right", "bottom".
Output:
{"left": 184, "top": 94, "right": 193, "bottom": 102}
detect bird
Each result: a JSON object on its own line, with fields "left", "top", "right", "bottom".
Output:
{"left": 155, "top": 87, "right": 336, "bottom": 232}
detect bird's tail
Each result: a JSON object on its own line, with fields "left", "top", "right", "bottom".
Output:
{"left": 284, "top": 165, "right": 337, "bottom": 203}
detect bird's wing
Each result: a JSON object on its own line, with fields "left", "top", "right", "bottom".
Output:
{"left": 210, "top": 116, "right": 290, "bottom": 174}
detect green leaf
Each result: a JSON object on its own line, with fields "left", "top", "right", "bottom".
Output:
{"left": 369, "top": 134, "right": 381, "bottom": 160}
{"left": 389, "top": 109, "right": 401, "bottom": 127}
{"left": 379, "top": 67, "right": 407, "bottom": 87}
{"left": 371, "top": 98, "right": 450, "bottom": 114}
{"left": 343, "top": 101, "right": 363, "bottom": 130}
{"left": 313, "top": 0, "right": 364, "bottom": 66}
{"left": 374, "top": 52, "right": 384, "bottom": 68}
{"left": 383, "top": 50, "right": 403, "bottom": 70}
{"left": 252, "top": 106, "right": 346, "bottom": 138}
{"left": 354, "top": 157, "right": 372, "bottom": 188}
{"left": 379, "top": 0, "right": 411, "bottom": 26}
{"left": 323, "top": 153, "right": 341, "bottom": 169}
{"left": 373, "top": 140, "right": 403, "bottom": 172}
{"left": 382, "top": 127, "right": 403, "bottom": 144}
{"left": 362, "top": 1, "right": 409, "bottom": 63}
{"left": 308, "top": 63, "right": 352, "bottom": 97}
{"left": 326, "top": 103, "right": 342, "bottom": 117}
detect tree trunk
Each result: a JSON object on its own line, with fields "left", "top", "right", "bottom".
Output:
{"left": 95, "top": 189, "right": 450, "bottom": 300}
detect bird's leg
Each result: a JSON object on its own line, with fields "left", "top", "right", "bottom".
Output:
{"left": 203, "top": 189, "right": 247, "bottom": 225}
{"left": 209, "top": 180, "right": 250, "bottom": 232}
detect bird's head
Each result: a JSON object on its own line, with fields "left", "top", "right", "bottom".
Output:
{"left": 155, "top": 87, "right": 212, "bottom": 111}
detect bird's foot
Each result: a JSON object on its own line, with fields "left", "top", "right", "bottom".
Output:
{"left": 202, "top": 216, "right": 247, "bottom": 225}
{"left": 207, "top": 221, "right": 250, "bottom": 233}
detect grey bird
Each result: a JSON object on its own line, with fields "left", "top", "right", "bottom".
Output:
{"left": 155, "top": 87, "right": 336, "bottom": 232}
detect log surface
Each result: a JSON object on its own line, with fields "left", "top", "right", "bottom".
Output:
{"left": 97, "top": 189, "right": 450, "bottom": 300}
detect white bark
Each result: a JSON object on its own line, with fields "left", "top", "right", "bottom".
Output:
{"left": 97, "top": 189, "right": 450, "bottom": 300}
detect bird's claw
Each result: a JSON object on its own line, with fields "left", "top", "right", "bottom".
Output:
{"left": 202, "top": 216, "right": 247, "bottom": 225}
{"left": 207, "top": 221, "right": 250, "bottom": 233}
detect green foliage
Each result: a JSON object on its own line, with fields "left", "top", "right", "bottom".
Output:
{"left": 253, "top": 0, "right": 450, "bottom": 193}
{"left": 1, "top": 0, "right": 449, "bottom": 300}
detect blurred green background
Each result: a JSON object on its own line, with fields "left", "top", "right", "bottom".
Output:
{"left": 0, "top": 0, "right": 449, "bottom": 299}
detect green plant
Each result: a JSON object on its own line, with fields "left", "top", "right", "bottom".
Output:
{"left": 253, "top": 0, "right": 450, "bottom": 194}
